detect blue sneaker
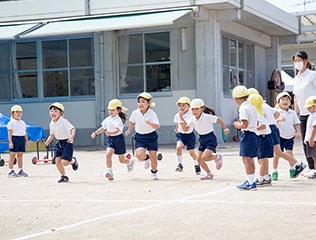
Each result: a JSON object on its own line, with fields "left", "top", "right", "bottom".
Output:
{"left": 236, "top": 180, "right": 257, "bottom": 191}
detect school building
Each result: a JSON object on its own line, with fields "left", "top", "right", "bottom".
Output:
{"left": 0, "top": 0, "right": 300, "bottom": 145}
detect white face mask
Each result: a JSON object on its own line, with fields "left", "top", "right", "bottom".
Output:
{"left": 294, "top": 61, "right": 304, "bottom": 71}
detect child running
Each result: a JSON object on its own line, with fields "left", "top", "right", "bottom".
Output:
{"left": 248, "top": 88, "right": 306, "bottom": 180}
{"left": 303, "top": 96, "right": 316, "bottom": 179}
{"left": 125, "top": 92, "right": 162, "bottom": 180}
{"left": 173, "top": 97, "right": 200, "bottom": 175}
{"left": 273, "top": 92, "right": 301, "bottom": 180}
{"left": 248, "top": 94, "right": 274, "bottom": 187}
{"left": 45, "top": 102, "right": 78, "bottom": 183}
{"left": 186, "top": 98, "right": 229, "bottom": 180}
{"left": 232, "top": 85, "right": 259, "bottom": 190}
{"left": 91, "top": 99, "right": 135, "bottom": 181}
{"left": 7, "top": 105, "right": 29, "bottom": 178}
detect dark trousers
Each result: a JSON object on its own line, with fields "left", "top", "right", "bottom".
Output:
{"left": 300, "top": 115, "right": 315, "bottom": 169}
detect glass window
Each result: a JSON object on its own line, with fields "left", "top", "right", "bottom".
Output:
{"left": 42, "top": 40, "right": 67, "bottom": 69}
{"left": 222, "top": 36, "right": 254, "bottom": 97}
{"left": 9, "top": 37, "right": 94, "bottom": 100}
{"left": 119, "top": 31, "right": 171, "bottom": 95}
{"left": 13, "top": 42, "right": 38, "bottom": 99}
{"left": 0, "top": 42, "right": 11, "bottom": 101}
{"left": 43, "top": 70, "right": 68, "bottom": 97}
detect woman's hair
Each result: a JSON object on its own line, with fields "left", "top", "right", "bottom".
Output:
{"left": 203, "top": 106, "right": 216, "bottom": 115}
{"left": 117, "top": 107, "right": 127, "bottom": 123}
{"left": 293, "top": 51, "right": 313, "bottom": 70}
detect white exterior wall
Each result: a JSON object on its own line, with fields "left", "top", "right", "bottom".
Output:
{"left": 0, "top": 0, "right": 299, "bottom": 145}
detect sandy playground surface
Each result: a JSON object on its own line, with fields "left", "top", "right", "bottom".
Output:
{"left": 0, "top": 141, "right": 315, "bottom": 240}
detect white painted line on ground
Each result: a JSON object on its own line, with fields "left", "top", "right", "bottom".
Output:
{"left": 13, "top": 187, "right": 234, "bottom": 240}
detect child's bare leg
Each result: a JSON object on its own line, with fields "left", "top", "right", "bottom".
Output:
{"left": 8, "top": 152, "right": 16, "bottom": 169}
{"left": 242, "top": 156, "right": 255, "bottom": 175}
{"left": 273, "top": 155, "right": 279, "bottom": 169}
{"left": 149, "top": 150, "right": 158, "bottom": 171}
{"left": 274, "top": 144, "right": 296, "bottom": 167}
{"left": 135, "top": 147, "right": 147, "bottom": 160}
{"left": 118, "top": 154, "right": 130, "bottom": 164}
{"left": 55, "top": 157, "right": 65, "bottom": 175}
{"left": 188, "top": 149, "right": 197, "bottom": 161}
{"left": 176, "top": 141, "right": 184, "bottom": 156}
{"left": 199, "top": 150, "right": 213, "bottom": 173}
{"left": 105, "top": 148, "right": 114, "bottom": 168}
{"left": 17, "top": 152, "right": 23, "bottom": 168}
{"left": 259, "top": 158, "right": 269, "bottom": 176}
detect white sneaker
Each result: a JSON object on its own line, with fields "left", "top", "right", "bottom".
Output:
{"left": 151, "top": 172, "right": 158, "bottom": 180}
{"left": 127, "top": 158, "right": 135, "bottom": 172}
{"left": 306, "top": 169, "right": 316, "bottom": 179}
{"left": 301, "top": 167, "right": 311, "bottom": 177}
{"left": 144, "top": 160, "right": 150, "bottom": 169}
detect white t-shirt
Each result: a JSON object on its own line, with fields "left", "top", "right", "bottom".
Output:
{"left": 49, "top": 116, "right": 74, "bottom": 140}
{"left": 7, "top": 119, "right": 26, "bottom": 136}
{"left": 257, "top": 114, "right": 271, "bottom": 135}
{"left": 293, "top": 68, "right": 316, "bottom": 116}
{"left": 187, "top": 112, "right": 217, "bottom": 135}
{"left": 173, "top": 111, "right": 194, "bottom": 133}
{"left": 101, "top": 115, "right": 123, "bottom": 136}
{"left": 305, "top": 111, "right": 316, "bottom": 142}
{"left": 277, "top": 108, "right": 300, "bottom": 139}
{"left": 239, "top": 101, "right": 258, "bottom": 134}
{"left": 129, "top": 108, "right": 159, "bottom": 134}
{"left": 262, "top": 103, "right": 277, "bottom": 125}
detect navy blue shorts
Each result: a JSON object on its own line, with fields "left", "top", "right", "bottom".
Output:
{"left": 258, "top": 134, "right": 274, "bottom": 159}
{"left": 134, "top": 131, "right": 158, "bottom": 151}
{"left": 106, "top": 134, "right": 126, "bottom": 155}
{"left": 198, "top": 132, "right": 217, "bottom": 153}
{"left": 306, "top": 142, "right": 316, "bottom": 158}
{"left": 10, "top": 136, "right": 26, "bottom": 152}
{"left": 239, "top": 131, "right": 258, "bottom": 158}
{"left": 54, "top": 139, "right": 73, "bottom": 161}
{"left": 280, "top": 137, "right": 295, "bottom": 151}
{"left": 176, "top": 132, "right": 196, "bottom": 150}
{"left": 270, "top": 125, "right": 280, "bottom": 145}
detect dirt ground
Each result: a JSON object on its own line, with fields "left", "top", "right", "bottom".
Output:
{"left": 0, "top": 141, "right": 315, "bottom": 240}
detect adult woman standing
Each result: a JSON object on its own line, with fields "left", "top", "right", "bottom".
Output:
{"left": 293, "top": 50, "right": 316, "bottom": 174}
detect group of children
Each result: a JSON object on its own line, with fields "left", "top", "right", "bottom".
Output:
{"left": 232, "top": 85, "right": 308, "bottom": 190}
{"left": 6, "top": 87, "right": 314, "bottom": 188}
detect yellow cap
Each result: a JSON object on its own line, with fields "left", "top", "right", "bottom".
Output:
{"left": 304, "top": 96, "right": 316, "bottom": 108}
{"left": 138, "top": 92, "right": 152, "bottom": 101}
{"left": 11, "top": 105, "right": 22, "bottom": 112}
{"left": 247, "top": 88, "right": 259, "bottom": 95}
{"left": 137, "top": 92, "right": 155, "bottom": 107}
{"left": 248, "top": 94, "right": 264, "bottom": 116}
{"left": 107, "top": 99, "right": 128, "bottom": 112}
{"left": 276, "top": 92, "right": 292, "bottom": 103}
{"left": 232, "top": 85, "right": 249, "bottom": 98}
{"left": 176, "top": 97, "right": 191, "bottom": 105}
{"left": 190, "top": 98, "right": 204, "bottom": 109}
{"left": 49, "top": 102, "right": 64, "bottom": 112}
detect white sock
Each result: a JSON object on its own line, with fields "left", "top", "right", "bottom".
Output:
{"left": 272, "top": 168, "right": 277, "bottom": 173}
{"left": 193, "top": 160, "right": 199, "bottom": 165}
{"left": 107, "top": 168, "right": 112, "bottom": 173}
{"left": 258, "top": 175, "right": 264, "bottom": 181}
{"left": 247, "top": 174, "right": 255, "bottom": 184}
{"left": 177, "top": 155, "right": 183, "bottom": 164}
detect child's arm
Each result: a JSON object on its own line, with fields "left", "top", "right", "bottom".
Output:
{"left": 217, "top": 117, "right": 230, "bottom": 135}
{"left": 145, "top": 119, "right": 159, "bottom": 130}
{"left": 25, "top": 133, "right": 29, "bottom": 148}
{"left": 233, "top": 119, "right": 248, "bottom": 129}
{"left": 256, "top": 122, "right": 266, "bottom": 131}
{"left": 308, "top": 125, "right": 316, "bottom": 147}
{"left": 294, "top": 124, "right": 301, "bottom": 138}
{"left": 105, "top": 127, "right": 120, "bottom": 136}
{"left": 8, "top": 129, "right": 13, "bottom": 149}
{"left": 91, "top": 127, "right": 105, "bottom": 139}
{"left": 45, "top": 133, "right": 55, "bottom": 147}
{"left": 125, "top": 122, "right": 135, "bottom": 136}
{"left": 68, "top": 128, "right": 76, "bottom": 143}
